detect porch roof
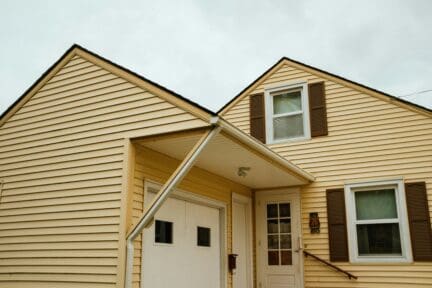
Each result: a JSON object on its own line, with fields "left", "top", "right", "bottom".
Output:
{"left": 134, "top": 119, "right": 314, "bottom": 189}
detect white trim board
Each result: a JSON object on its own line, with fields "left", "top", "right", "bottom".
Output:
{"left": 232, "top": 193, "right": 254, "bottom": 288}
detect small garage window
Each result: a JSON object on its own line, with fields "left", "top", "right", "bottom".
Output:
{"left": 155, "top": 220, "right": 173, "bottom": 244}
{"left": 197, "top": 226, "right": 211, "bottom": 247}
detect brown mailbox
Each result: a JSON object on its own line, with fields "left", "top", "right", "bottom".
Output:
{"left": 228, "top": 254, "right": 238, "bottom": 273}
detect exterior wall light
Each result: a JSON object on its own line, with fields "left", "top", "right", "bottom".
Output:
{"left": 237, "top": 167, "right": 251, "bottom": 177}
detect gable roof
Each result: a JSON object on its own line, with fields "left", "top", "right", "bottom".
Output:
{"left": 0, "top": 44, "right": 216, "bottom": 127}
{"left": 218, "top": 57, "right": 432, "bottom": 117}
{"left": 2, "top": 46, "right": 431, "bottom": 127}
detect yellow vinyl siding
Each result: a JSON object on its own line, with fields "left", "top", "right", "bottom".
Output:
{"left": 132, "top": 145, "right": 251, "bottom": 288}
{"left": 223, "top": 63, "right": 432, "bottom": 288}
{"left": 224, "top": 96, "right": 250, "bottom": 133}
{"left": 0, "top": 56, "right": 208, "bottom": 287}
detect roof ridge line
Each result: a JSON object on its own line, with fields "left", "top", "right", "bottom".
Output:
{"left": 218, "top": 56, "right": 432, "bottom": 115}
{"left": 0, "top": 44, "right": 216, "bottom": 123}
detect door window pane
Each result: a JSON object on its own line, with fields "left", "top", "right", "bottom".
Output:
{"left": 280, "top": 219, "right": 291, "bottom": 233}
{"left": 268, "top": 251, "right": 279, "bottom": 266}
{"left": 197, "top": 226, "right": 211, "bottom": 247}
{"left": 273, "top": 91, "right": 302, "bottom": 114}
{"left": 267, "top": 220, "right": 279, "bottom": 233}
{"left": 279, "top": 203, "right": 291, "bottom": 217}
{"left": 357, "top": 223, "right": 402, "bottom": 255}
{"left": 280, "top": 235, "right": 292, "bottom": 249}
{"left": 273, "top": 114, "right": 304, "bottom": 140}
{"left": 268, "top": 235, "right": 279, "bottom": 249}
{"left": 267, "top": 204, "right": 278, "bottom": 218}
{"left": 281, "top": 251, "right": 292, "bottom": 265}
{"left": 355, "top": 189, "right": 397, "bottom": 220}
{"left": 155, "top": 220, "right": 173, "bottom": 244}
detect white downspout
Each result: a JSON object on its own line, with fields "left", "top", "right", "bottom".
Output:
{"left": 125, "top": 125, "right": 221, "bottom": 288}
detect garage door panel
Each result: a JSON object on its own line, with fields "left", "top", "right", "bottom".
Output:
{"left": 186, "top": 202, "right": 221, "bottom": 288}
{"left": 142, "top": 193, "right": 221, "bottom": 288}
{"left": 142, "top": 197, "right": 187, "bottom": 287}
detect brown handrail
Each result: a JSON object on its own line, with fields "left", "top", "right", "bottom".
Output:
{"left": 303, "top": 250, "right": 358, "bottom": 280}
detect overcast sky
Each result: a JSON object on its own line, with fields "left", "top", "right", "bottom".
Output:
{"left": 1, "top": 0, "right": 431, "bottom": 115}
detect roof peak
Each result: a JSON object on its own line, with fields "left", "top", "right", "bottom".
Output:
{"left": 218, "top": 55, "right": 432, "bottom": 115}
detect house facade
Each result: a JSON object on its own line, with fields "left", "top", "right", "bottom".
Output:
{"left": 0, "top": 45, "right": 431, "bottom": 288}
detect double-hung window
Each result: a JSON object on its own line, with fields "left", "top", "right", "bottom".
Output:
{"left": 265, "top": 82, "right": 310, "bottom": 143}
{"left": 345, "top": 179, "right": 412, "bottom": 262}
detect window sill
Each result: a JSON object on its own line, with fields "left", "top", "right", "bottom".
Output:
{"left": 267, "top": 135, "right": 311, "bottom": 145}
{"left": 349, "top": 257, "right": 412, "bottom": 264}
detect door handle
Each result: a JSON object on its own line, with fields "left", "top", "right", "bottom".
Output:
{"left": 294, "top": 236, "right": 303, "bottom": 253}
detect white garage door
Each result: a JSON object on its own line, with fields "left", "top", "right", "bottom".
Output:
{"left": 141, "top": 189, "right": 221, "bottom": 288}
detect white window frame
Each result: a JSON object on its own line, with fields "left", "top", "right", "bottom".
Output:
{"left": 265, "top": 81, "right": 311, "bottom": 144}
{"left": 344, "top": 179, "right": 412, "bottom": 263}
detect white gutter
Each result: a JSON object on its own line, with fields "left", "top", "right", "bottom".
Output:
{"left": 124, "top": 126, "right": 221, "bottom": 288}
{"left": 215, "top": 117, "right": 315, "bottom": 182}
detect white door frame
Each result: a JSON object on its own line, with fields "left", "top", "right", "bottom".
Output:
{"left": 141, "top": 180, "right": 228, "bottom": 288}
{"left": 255, "top": 188, "right": 304, "bottom": 288}
{"left": 232, "top": 193, "right": 254, "bottom": 288}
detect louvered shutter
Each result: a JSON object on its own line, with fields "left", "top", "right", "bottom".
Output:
{"left": 308, "top": 82, "right": 328, "bottom": 137}
{"left": 326, "top": 188, "right": 349, "bottom": 262}
{"left": 249, "top": 93, "right": 266, "bottom": 143}
{"left": 405, "top": 182, "right": 432, "bottom": 261}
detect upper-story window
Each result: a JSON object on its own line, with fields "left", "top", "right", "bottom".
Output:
{"left": 265, "top": 82, "right": 310, "bottom": 143}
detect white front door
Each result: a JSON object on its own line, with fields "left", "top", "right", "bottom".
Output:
{"left": 141, "top": 186, "right": 222, "bottom": 288}
{"left": 256, "top": 189, "right": 303, "bottom": 288}
{"left": 232, "top": 194, "right": 253, "bottom": 288}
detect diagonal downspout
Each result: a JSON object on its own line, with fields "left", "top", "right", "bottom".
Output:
{"left": 124, "top": 125, "right": 221, "bottom": 288}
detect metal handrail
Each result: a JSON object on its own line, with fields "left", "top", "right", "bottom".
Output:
{"left": 303, "top": 250, "right": 358, "bottom": 280}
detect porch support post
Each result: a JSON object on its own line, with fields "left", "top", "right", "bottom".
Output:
{"left": 124, "top": 125, "right": 221, "bottom": 288}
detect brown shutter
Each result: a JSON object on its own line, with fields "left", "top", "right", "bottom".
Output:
{"left": 326, "top": 188, "right": 349, "bottom": 262}
{"left": 405, "top": 182, "right": 432, "bottom": 261}
{"left": 308, "top": 82, "right": 328, "bottom": 137}
{"left": 249, "top": 93, "right": 266, "bottom": 143}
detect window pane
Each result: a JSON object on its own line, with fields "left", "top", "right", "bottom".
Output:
{"left": 280, "top": 235, "right": 292, "bottom": 249}
{"left": 355, "top": 189, "right": 397, "bottom": 220}
{"left": 273, "top": 114, "right": 304, "bottom": 140}
{"left": 357, "top": 223, "right": 402, "bottom": 255}
{"left": 267, "top": 220, "right": 279, "bottom": 234}
{"left": 197, "top": 226, "right": 211, "bottom": 247}
{"left": 279, "top": 203, "right": 290, "bottom": 217}
{"left": 281, "top": 251, "right": 292, "bottom": 265}
{"left": 268, "top": 235, "right": 279, "bottom": 249}
{"left": 280, "top": 219, "right": 291, "bottom": 233}
{"left": 268, "top": 251, "right": 279, "bottom": 265}
{"left": 267, "top": 204, "right": 278, "bottom": 218}
{"left": 273, "top": 91, "right": 302, "bottom": 114}
{"left": 155, "top": 220, "right": 173, "bottom": 244}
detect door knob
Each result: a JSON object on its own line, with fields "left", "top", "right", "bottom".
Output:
{"left": 294, "top": 236, "right": 303, "bottom": 253}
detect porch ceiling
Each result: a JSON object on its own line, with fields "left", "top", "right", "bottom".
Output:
{"left": 135, "top": 129, "right": 312, "bottom": 189}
